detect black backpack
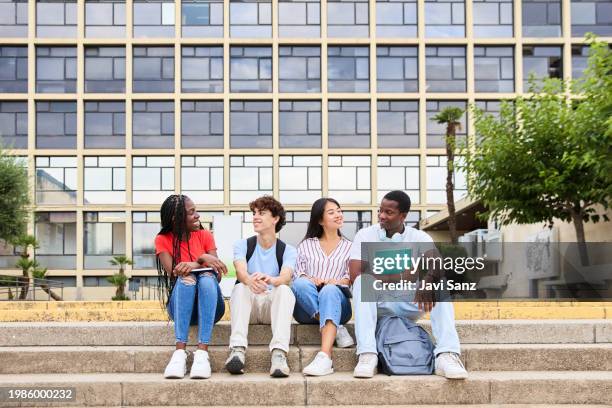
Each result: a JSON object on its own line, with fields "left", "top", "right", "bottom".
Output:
{"left": 235, "top": 236, "right": 286, "bottom": 284}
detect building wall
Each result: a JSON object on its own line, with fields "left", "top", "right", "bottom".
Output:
{"left": 0, "top": 0, "right": 610, "bottom": 299}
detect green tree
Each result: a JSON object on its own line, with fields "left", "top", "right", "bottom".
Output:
{"left": 465, "top": 37, "right": 612, "bottom": 265}
{"left": 30, "top": 261, "right": 62, "bottom": 301}
{"left": 432, "top": 106, "right": 465, "bottom": 244}
{"left": 12, "top": 235, "right": 38, "bottom": 300}
{"left": 0, "top": 148, "right": 30, "bottom": 244}
{"left": 108, "top": 255, "right": 133, "bottom": 300}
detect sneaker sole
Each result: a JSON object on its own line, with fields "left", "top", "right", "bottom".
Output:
{"left": 190, "top": 373, "right": 211, "bottom": 379}
{"left": 435, "top": 368, "right": 468, "bottom": 380}
{"left": 335, "top": 339, "right": 355, "bottom": 348}
{"left": 270, "top": 368, "right": 290, "bottom": 378}
{"left": 303, "top": 368, "right": 334, "bottom": 376}
{"left": 225, "top": 356, "right": 245, "bottom": 375}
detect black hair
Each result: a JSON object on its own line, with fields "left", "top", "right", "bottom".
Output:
{"left": 303, "top": 197, "right": 343, "bottom": 241}
{"left": 155, "top": 194, "right": 193, "bottom": 307}
{"left": 383, "top": 190, "right": 411, "bottom": 213}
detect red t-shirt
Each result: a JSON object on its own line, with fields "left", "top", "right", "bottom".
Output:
{"left": 154, "top": 229, "right": 217, "bottom": 263}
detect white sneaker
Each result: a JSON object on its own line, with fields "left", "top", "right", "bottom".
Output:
{"left": 435, "top": 352, "right": 468, "bottom": 379}
{"left": 225, "top": 346, "right": 246, "bottom": 374}
{"left": 303, "top": 351, "right": 334, "bottom": 376}
{"left": 353, "top": 352, "right": 378, "bottom": 378}
{"left": 335, "top": 325, "right": 355, "bottom": 348}
{"left": 164, "top": 349, "right": 187, "bottom": 379}
{"left": 190, "top": 349, "right": 211, "bottom": 379}
{"left": 270, "top": 348, "right": 290, "bottom": 378}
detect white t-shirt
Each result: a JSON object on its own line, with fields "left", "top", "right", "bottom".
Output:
{"left": 349, "top": 224, "right": 436, "bottom": 261}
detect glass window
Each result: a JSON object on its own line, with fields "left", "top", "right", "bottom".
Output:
{"left": 132, "top": 156, "right": 175, "bottom": 204}
{"left": 230, "top": 0, "right": 272, "bottom": 38}
{"left": 377, "top": 155, "right": 420, "bottom": 204}
{"left": 35, "top": 212, "right": 77, "bottom": 269}
{"left": 36, "top": 101, "right": 77, "bottom": 149}
{"left": 0, "top": 101, "right": 27, "bottom": 149}
{"left": 328, "top": 100, "right": 370, "bottom": 148}
{"left": 181, "top": 101, "right": 223, "bottom": 148}
{"left": 522, "top": 0, "right": 561, "bottom": 37}
{"left": 425, "top": 0, "right": 465, "bottom": 37}
{"left": 376, "top": 46, "right": 418, "bottom": 92}
{"left": 571, "top": 0, "right": 612, "bottom": 36}
{"left": 279, "top": 0, "right": 320, "bottom": 37}
{"left": 474, "top": 46, "right": 514, "bottom": 92}
{"left": 182, "top": 0, "right": 223, "bottom": 37}
{"left": 0, "top": 239, "right": 20, "bottom": 269}
{"left": 230, "top": 101, "right": 272, "bottom": 148}
{"left": 132, "top": 101, "right": 174, "bottom": 148}
{"left": 133, "top": 46, "right": 175, "bottom": 93}
{"left": 279, "top": 155, "right": 322, "bottom": 204}
{"left": 328, "top": 155, "right": 371, "bottom": 204}
{"left": 36, "top": 0, "right": 77, "bottom": 37}
{"left": 327, "top": 0, "right": 369, "bottom": 38}
{"left": 278, "top": 211, "right": 310, "bottom": 246}
{"left": 85, "top": 46, "right": 126, "bottom": 93}
{"left": 230, "top": 46, "right": 272, "bottom": 92}
{"left": 229, "top": 155, "right": 273, "bottom": 204}
{"left": 133, "top": 0, "right": 174, "bottom": 37}
{"left": 279, "top": 100, "right": 321, "bottom": 148}
{"left": 132, "top": 211, "right": 160, "bottom": 268}
{"left": 84, "top": 156, "right": 126, "bottom": 204}
{"left": 522, "top": 45, "right": 562, "bottom": 90}
{"left": 181, "top": 156, "right": 224, "bottom": 204}
{"left": 84, "top": 212, "right": 126, "bottom": 269}
{"left": 84, "top": 101, "right": 125, "bottom": 148}
{"left": 376, "top": 0, "right": 417, "bottom": 37}
{"left": 279, "top": 46, "right": 321, "bottom": 93}
{"left": 426, "top": 155, "right": 466, "bottom": 204}
{"left": 425, "top": 46, "right": 466, "bottom": 92}
{"left": 35, "top": 156, "right": 77, "bottom": 204}
{"left": 473, "top": 0, "right": 513, "bottom": 38}
{"left": 36, "top": 46, "right": 77, "bottom": 93}
{"left": 0, "top": 46, "right": 27, "bottom": 92}
{"left": 0, "top": 0, "right": 28, "bottom": 37}
{"left": 377, "top": 100, "right": 419, "bottom": 148}
{"left": 85, "top": 0, "right": 126, "bottom": 38}
{"left": 328, "top": 46, "right": 369, "bottom": 92}
{"left": 426, "top": 100, "right": 467, "bottom": 148}
{"left": 182, "top": 46, "right": 223, "bottom": 93}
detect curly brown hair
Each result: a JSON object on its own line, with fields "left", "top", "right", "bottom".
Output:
{"left": 249, "top": 195, "right": 286, "bottom": 233}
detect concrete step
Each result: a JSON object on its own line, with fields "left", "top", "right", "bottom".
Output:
{"left": 1, "top": 343, "right": 611, "bottom": 375}
{"left": 1, "top": 320, "right": 610, "bottom": 347}
{"left": 0, "top": 301, "right": 610, "bottom": 321}
{"left": 0, "top": 371, "right": 610, "bottom": 406}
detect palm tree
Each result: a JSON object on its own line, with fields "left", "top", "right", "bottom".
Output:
{"left": 11, "top": 235, "right": 38, "bottom": 300}
{"left": 108, "top": 255, "right": 133, "bottom": 300}
{"left": 31, "top": 262, "right": 62, "bottom": 301}
{"left": 432, "top": 106, "right": 464, "bottom": 244}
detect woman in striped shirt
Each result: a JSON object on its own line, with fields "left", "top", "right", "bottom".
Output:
{"left": 292, "top": 197, "right": 354, "bottom": 376}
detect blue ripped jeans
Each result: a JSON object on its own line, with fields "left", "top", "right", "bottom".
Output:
{"left": 167, "top": 273, "right": 225, "bottom": 344}
{"left": 292, "top": 277, "right": 352, "bottom": 329}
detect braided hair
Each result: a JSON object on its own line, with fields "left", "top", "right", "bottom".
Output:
{"left": 156, "top": 194, "right": 194, "bottom": 307}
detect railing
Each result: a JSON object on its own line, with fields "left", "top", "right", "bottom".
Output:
{"left": 0, "top": 277, "right": 64, "bottom": 301}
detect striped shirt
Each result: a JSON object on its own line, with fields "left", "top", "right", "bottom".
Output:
{"left": 294, "top": 237, "right": 352, "bottom": 281}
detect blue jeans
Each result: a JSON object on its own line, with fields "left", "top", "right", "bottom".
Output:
{"left": 292, "top": 277, "right": 352, "bottom": 329}
{"left": 167, "top": 272, "right": 225, "bottom": 344}
{"left": 352, "top": 274, "right": 461, "bottom": 356}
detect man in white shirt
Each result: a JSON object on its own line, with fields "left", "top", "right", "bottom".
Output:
{"left": 349, "top": 190, "right": 468, "bottom": 379}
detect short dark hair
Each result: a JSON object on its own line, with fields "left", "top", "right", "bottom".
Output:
{"left": 249, "top": 195, "right": 287, "bottom": 233}
{"left": 383, "top": 190, "right": 411, "bottom": 213}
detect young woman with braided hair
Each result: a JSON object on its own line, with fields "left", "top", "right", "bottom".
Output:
{"left": 155, "top": 194, "right": 228, "bottom": 379}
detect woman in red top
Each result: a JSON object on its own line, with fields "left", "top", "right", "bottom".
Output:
{"left": 155, "top": 194, "right": 228, "bottom": 379}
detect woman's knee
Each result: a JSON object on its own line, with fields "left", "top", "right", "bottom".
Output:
{"left": 292, "top": 276, "right": 314, "bottom": 292}
{"left": 197, "top": 273, "right": 218, "bottom": 292}
{"left": 319, "top": 284, "right": 342, "bottom": 301}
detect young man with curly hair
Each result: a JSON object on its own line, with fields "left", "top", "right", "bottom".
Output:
{"left": 225, "top": 195, "right": 297, "bottom": 377}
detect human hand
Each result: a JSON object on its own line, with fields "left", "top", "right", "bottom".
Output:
{"left": 173, "top": 262, "right": 200, "bottom": 276}
{"left": 200, "top": 254, "right": 229, "bottom": 276}
{"left": 247, "top": 273, "right": 268, "bottom": 294}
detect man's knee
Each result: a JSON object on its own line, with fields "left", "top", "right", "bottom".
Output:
{"left": 273, "top": 284, "right": 295, "bottom": 300}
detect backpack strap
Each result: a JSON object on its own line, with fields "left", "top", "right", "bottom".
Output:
{"left": 275, "top": 239, "right": 286, "bottom": 271}
{"left": 246, "top": 235, "right": 258, "bottom": 263}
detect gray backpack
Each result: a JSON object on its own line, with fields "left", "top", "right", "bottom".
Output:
{"left": 376, "top": 315, "right": 435, "bottom": 375}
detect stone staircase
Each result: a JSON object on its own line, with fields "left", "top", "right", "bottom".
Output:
{"left": 0, "top": 320, "right": 611, "bottom": 407}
